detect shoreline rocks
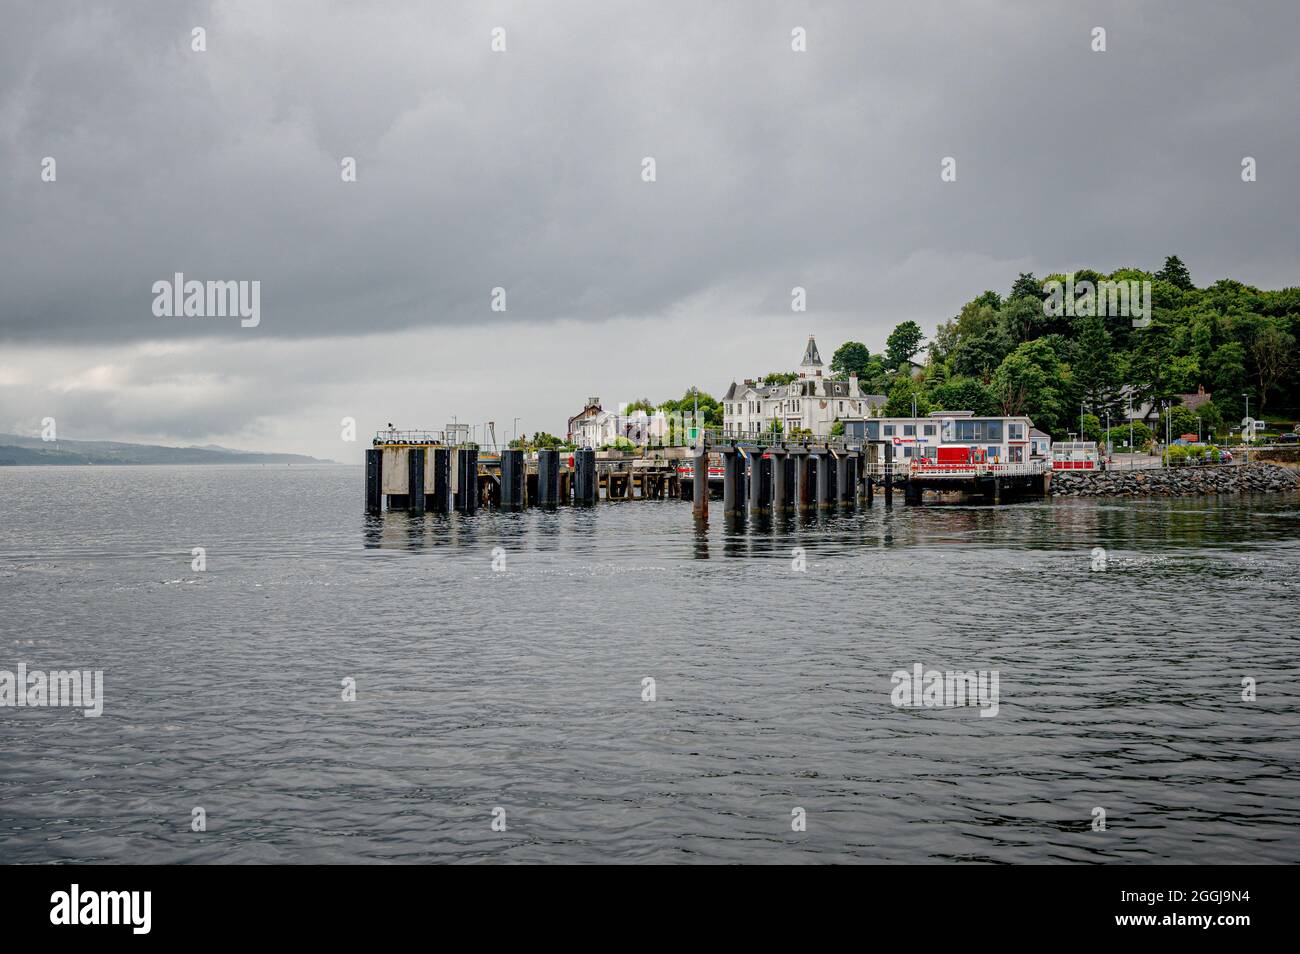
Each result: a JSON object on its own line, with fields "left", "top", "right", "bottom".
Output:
{"left": 1050, "top": 463, "right": 1299, "bottom": 498}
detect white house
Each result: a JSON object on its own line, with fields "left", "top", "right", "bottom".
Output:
{"left": 572, "top": 404, "right": 669, "bottom": 448}
{"left": 721, "top": 336, "right": 886, "bottom": 438}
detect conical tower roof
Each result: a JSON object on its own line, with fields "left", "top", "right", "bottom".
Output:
{"left": 800, "top": 335, "right": 823, "bottom": 367}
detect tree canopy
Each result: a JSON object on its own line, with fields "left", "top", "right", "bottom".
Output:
{"left": 820, "top": 258, "right": 1298, "bottom": 438}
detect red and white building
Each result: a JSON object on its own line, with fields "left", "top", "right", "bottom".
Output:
{"left": 844, "top": 410, "right": 1043, "bottom": 465}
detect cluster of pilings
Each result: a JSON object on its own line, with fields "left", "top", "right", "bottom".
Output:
{"left": 366, "top": 445, "right": 600, "bottom": 513}
{"left": 690, "top": 442, "right": 897, "bottom": 518}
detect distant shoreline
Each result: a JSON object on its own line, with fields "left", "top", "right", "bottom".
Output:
{"left": 0, "top": 438, "right": 333, "bottom": 467}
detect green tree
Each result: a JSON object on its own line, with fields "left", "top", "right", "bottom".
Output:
{"left": 527, "top": 431, "right": 565, "bottom": 450}
{"left": 1074, "top": 316, "right": 1122, "bottom": 414}
{"left": 1156, "top": 404, "right": 1200, "bottom": 442}
{"left": 1251, "top": 321, "right": 1296, "bottom": 412}
{"left": 1155, "top": 255, "right": 1194, "bottom": 291}
{"left": 991, "top": 340, "right": 1067, "bottom": 435}
{"left": 928, "top": 376, "right": 999, "bottom": 416}
{"left": 658, "top": 388, "right": 723, "bottom": 428}
{"left": 1009, "top": 272, "right": 1041, "bottom": 301}
{"left": 1106, "top": 421, "right": 1153, "bottom": 452}
{"left": 885, "top": 321, "right": 924, "bottom": 369}
{"left": 883, "top": 374, "right": 931, "bottom": 417}
{"left": 830, "top": 341, "right": 872, "bottom": 379}
{"left": 761, "top": 371, "right": 797, "bottom": 386}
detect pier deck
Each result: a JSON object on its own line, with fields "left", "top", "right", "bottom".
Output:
{"left": 365, "top": 432, "right": 1052, "bottom": 515}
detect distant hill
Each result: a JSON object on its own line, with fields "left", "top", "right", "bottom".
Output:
{"left": 0, "top": 434, "right": 333, "bottom": 466}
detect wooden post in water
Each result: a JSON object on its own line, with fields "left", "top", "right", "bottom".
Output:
{"left": 456, "top": 447, "right": 479, "bottom": 512}
{"left": 815, "top": 452, "right": 832, "bottom": 509}
{"left": 408, "top": 447, "right": 426, "bottom": 512}
{"left": 574, "top": 449, "right": 597, "bottom": 505}
{"left": 749, "top": 454, "right": 770, "bottom": 516}
{"left": 722, "top": 449, "right": 741, "bottom": 516}
{"left": 692, "top": 446, "right": 709, "bottom": 518}
{"left": 834, "top": 451, "right": 850, "bottom": 506}
{"left": 770, "top": 448, "right": 788, "bottom": 511}
{"left": 365, "top": 448, "right": 383, "bottom": 512}
{"left": 430, "top": 447, "right": 450, "bottom": 512}
{"left": 795, "top": 451, "right": 813, "bottom": 512}
{"left": 501, "top": 449, "right": 524, "bottom": 510}
{"left": 537, "top": 449, "right": 560, "bottom": 506}
{"left": 883, "top": 443, "right": 894, "bottom": 507}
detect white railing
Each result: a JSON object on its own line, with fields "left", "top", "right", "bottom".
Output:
{"left": 908, "top": 460, "right": 1050, "bottom": 478}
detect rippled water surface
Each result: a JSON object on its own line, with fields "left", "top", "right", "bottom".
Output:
{"left": 1, "top": 464, "right": 1297, "bottom": 863}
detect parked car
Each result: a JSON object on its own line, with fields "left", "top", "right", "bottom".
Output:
{"left": 1277, "top": 432, "right": 1299, "bottom": 443}
{"left": 1219, "top": 450, "right": 1234, "bottom": 462}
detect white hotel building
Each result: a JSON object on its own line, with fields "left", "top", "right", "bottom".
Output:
{"left": 721, "top": 337, "right": 886, "bottom": 438}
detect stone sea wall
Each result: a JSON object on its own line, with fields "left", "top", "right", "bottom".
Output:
{"left": 1050, "top": 463, "right": 1299, "bottom": 498}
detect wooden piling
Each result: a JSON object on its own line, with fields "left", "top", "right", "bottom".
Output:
{"left": 770, "top": 448, "right": 788, "bottom": 511}
{"left": 814, "top": 452, "right": 832, "bottom": 509}
{"left": 430, "top": 447, "right": 450, "bottom": 512}
{"left": 796, "top": 452, "right": 814, "bottom": 511}
{"left": 574, "top": 449, "right": 597, "bottom": 504}
{"left": 884, "top": 443, "right": 894, "bottom": 506}
{"left": 365, "top": 448, "right": 383, "bottom": 512}
{"left": 456, "top": 447, "right": 479, "bottom": 512}
{"left": 537, "top": 449, "right": 560, "bottom": 506}
{"left": 750, "top": 454, "right": 771, "bottom": 516}
{"left": 722, "top": 449, "right": 741, "bottom": 516}
{"left": 501, "top": 449, "right": 524, "bottom": 510}
{"left": 407, "top": 447, "right": 426, "bottom": 511}
{"left": 692, "top": 447, "right": 709, "bottom": 518}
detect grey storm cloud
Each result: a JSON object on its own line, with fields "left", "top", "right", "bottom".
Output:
{"left": 2, "top": 0, "right": 1297, "bottom": 348}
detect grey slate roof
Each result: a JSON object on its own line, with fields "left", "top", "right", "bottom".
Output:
{"left": 801, "top": 336, "right": 823, "bottom": 366}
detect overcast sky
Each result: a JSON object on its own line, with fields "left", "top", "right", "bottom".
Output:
{"left": 2, "top": 0, "right": 1296, "bottom": 460}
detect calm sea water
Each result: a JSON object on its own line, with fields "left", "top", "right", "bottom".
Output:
{"left": 1, "top": 464, "right": 1297, "bottom": 864}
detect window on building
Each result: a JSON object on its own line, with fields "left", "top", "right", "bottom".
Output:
{"left": 903, "top": 424, "right": 915, "bottom": 436}
{"left": 884, "top": 425, "right": 895, "bottom": 436}
{"left": 924, "top": 424, "right": 936, "bottom": 436}
{"left": 1008, "top": 423, "right": 1024, "bottom": 441}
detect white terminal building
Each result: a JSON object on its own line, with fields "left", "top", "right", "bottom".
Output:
{"left": 722, "top": 336, "right": 887, "bottom": 438}
{"left": 843, "top": 411, "right": 1051, "bottom": 463}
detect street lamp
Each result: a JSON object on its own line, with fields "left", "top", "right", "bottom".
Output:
{"left": 1196, "top": 416, "right": 1201, "bottom": 444}
{"left": 1243, "top": 392, "right": 1250, "bottom": 464}
{"left": 513, "top": 417, "right": 521, "bottom": 446}
{"left": 1127, "top": 392, "right": 1133, "bottom": 457}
